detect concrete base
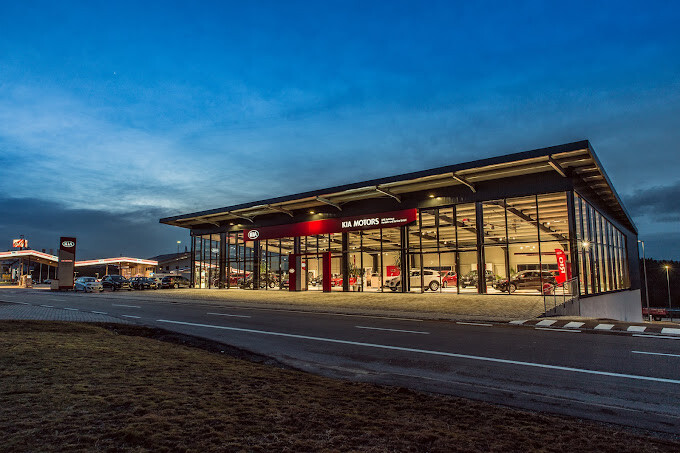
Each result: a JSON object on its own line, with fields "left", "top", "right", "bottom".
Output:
{"left": 549, "top": 290, "right": 642, "bottom": 322}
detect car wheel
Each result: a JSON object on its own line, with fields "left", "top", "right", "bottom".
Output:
{"left": 268, "top": 281, "right": 275, "bottom": 288}
{"left": 442, "top": 281, "right": 448, "bottom": 288}
{"left": 508, "top": 283, "right": 517, "bottom": 294}
{"left": 175, "top": 283, "right": 180, "bottom": 289}
{"left": 389, "top": 286, "right": 398, "bottom": 292}
{"left": 428, "top": 280, "right": 440, "bottom": 291}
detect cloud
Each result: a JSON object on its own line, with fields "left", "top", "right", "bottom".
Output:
{"left": 623, "top": 181, "right": 680, "bottom": 223}
{"left": 0, "top": 197, "right": 188, "bottom": 260}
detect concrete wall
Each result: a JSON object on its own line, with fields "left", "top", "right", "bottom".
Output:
{"left": 550, "top": 290, "right": 642, "bottom": 321}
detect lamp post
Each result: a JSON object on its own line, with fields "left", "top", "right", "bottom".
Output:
{"left": 177, "top": 240, "right": 181, "bottom": 255}
{"left": 664, "top": 265, "right": 672, "bottom": 321}
{"left": 638, "top": 240, "right": 650, "bottom": 321}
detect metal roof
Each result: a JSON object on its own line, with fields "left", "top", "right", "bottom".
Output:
{"left": 160, "top": 140, "right": 636, "bottom": 232}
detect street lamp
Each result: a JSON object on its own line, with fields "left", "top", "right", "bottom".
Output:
{"left": 638, "top": 240, "right": 650, "bottom": 321}
{"left": 177, "top": 240, "right": 181, "bottom": 255}
{"left": 664, "top": 264, "right": 672, "bottom": 321}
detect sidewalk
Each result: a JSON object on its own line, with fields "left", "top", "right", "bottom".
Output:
{"left": 0, "top": 301, "right": 128, "bottom": 323}
{"left": 508, "top": 316, "right": 680, "bottom": 336}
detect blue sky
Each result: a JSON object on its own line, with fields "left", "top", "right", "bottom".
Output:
{"left": 1, "top": 1, "right": 679, "bottom": 259}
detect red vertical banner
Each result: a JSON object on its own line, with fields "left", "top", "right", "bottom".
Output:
{"left": 554, "top": 249, "right": 567, "bottom": 284}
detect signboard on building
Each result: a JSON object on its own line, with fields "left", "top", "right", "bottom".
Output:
{"left": 243, "top": 209, "right": 417, "bottom": 242}
{"left": 57, "top": 237, "right": 77, "bottom": 290}
{"left": 12, "top": 239, "right": 28, "bottom": 248}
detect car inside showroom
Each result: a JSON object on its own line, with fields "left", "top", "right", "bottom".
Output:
{"left": 160, "top": 140, "right": 639, "bottom": 302}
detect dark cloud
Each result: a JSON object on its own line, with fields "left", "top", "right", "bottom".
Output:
{"left": 0, "top": 197, "right": 189, "bottom": 260}
{"left": 638, "top": 231, "right": 680, "bottom": 261}
{"left": 623, "top": 181, "right": 680, "bottom": 222}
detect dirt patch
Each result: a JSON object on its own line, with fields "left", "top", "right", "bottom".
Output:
{"left": 1, "top": 320, "right": 677, "bottom": 452}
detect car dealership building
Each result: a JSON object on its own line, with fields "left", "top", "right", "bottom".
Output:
{"left": 160, "top": 141, "right": 641, "bottom": 319}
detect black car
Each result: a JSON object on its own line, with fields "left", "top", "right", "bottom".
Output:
{"left": 161, "top": 275, "right": 191, "bottom": 289}
{"left": 238, "top": 274, "right": 277, "bottom": 289}
{"left": 460, "top": 270, "right": 496, "bottom": 288}
{"left": 495, "top": 270, "right": 557, "bottom": 293}
{"left": 101, "top": 275, "right": 131, "bottom": 291}
{"left": 130, "top": 276, "right": 153, "bottom": 290}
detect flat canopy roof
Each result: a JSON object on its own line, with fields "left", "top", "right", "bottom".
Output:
{"left": 0, "top": 250, "right": 157, "bottom": 267}
{"left": 160, "top": 140, "right": 636, "bottom": 232}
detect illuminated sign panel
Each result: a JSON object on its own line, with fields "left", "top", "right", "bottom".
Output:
{"left": 243, "top": 209, "right": 417, "bottom": 241}
{"left": 57, "top": 236, "right": 77, "bottom": 290}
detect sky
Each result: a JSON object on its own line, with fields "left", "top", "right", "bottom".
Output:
{"left": 1, "top": 0, "right": 679, "bottom": 260}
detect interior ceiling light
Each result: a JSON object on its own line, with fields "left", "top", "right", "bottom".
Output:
{"left": 309, "top": 210, "right": 315, "bottom": 214}
{"left": 429, "top": 194, "right": 435, "bottom": 198}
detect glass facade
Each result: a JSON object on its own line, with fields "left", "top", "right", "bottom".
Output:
{"left": 573, "top": 192, "right": 630, "bottom": 295}
{"left": 189, "top": 191, "right": 630, "bottom": 297}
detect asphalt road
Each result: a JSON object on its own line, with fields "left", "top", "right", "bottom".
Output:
{"left": 2, "top": 288, "right": 679, "bottom": 434}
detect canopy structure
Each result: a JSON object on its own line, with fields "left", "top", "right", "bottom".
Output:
{"left": 160, "top": 140, "right": 636, "bottom": 233}
{"left": 0, "top": 251, "right": 157, "bottom": 268}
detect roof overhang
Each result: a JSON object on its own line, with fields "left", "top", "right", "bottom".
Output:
{"left": 160, "top": 140, "right": 636, "bottom": 233}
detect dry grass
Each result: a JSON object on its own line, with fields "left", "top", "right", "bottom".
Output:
{"left": 0, "top": 320, "right": 677, "bottom": 452}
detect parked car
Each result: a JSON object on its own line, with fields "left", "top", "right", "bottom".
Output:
{"left": 161, "top": 275, "right": 191, "bottom": 288}
{"left": 149, "top": 277, "right": 163, "bottom": 288}
{"left": 130, "top": 276, "right": 153, "bottom": 290}
{"left": 495, "top": 270, "right": 557, "bottom": 293}
{"left": 101, "top": 275, "right": 131, "bottom": 291}
{"left": 238, "top": 274, "right": 277, "bottom": 289}
{"left": 330, "top": 275, "right": 357, "bottom": 287}
{"left": 441, "top": 271, "right": 457, "bottom": 288}
{"left": 460, "top": 270, "right": 496, "bottom": 288}
{"left": 74, "top": 276, "right": 103, "bottom": 292}
{"left": 385, "top": 269, "right": 441, "bottom": 291}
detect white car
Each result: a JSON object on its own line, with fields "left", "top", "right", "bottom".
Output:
{"left": 74, "top": 276, "right": 104, "bottom": 292}
{"left": 385, "top": 269, "right": 441, "bottom": 291}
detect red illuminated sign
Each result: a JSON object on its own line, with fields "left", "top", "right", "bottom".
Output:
{"left": 244, "top": 209, "right": 417, "bottom": 241}
{"left": 12, "top": 239, "right": 28, "bottom": 248}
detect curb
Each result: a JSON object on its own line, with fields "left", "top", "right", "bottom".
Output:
{"left": 508, "top": 318, "right": 680, "bottom": 337}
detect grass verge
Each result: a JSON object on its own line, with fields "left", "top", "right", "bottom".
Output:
{"left": 0, "top": 320, "right": 677, "bottom": 452}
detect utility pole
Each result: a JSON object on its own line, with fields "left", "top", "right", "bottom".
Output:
{"left": 638, "top": 240, "right": 650, "bottom": 321}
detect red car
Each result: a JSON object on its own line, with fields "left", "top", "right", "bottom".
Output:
{"left": 441, "top": 271, "right": 457, "bottom": 288}
{"left": 330, "top": 276, "right": 357, "bottom": 287}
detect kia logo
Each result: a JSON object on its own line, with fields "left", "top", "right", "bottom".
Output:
{"left": 247, "top": 230, "right": 260, "bottom": 240}
{"left": 61, "top": 241, "right": 75, "bottom": 248}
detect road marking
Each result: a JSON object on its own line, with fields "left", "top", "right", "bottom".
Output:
{"left": 355, "top": 326, "right": 430, "bottom": 335}
{"left": 633, "top": 334, "right": 680, "bottom": 340}
{"left": 63, "top": 308, "right": 79, "bottom": 311}
{"left": 40, "top": 305, "right": 54, "bottom": 308}
{"left": 207, "top": 312, "right": 252, "bottom": 318}
{"left": 509, "top": 320, "right": 527, "bottom": 325}
{"left": 534, "top": 327, "right": 581, "bottom": 333}
{"left": 632, "top": 351, "right": 680, "bottom": 358}
{"left": 661, "top": 327, "right": 680, "bottom": 335}
{"left": 92, "top": 311, "right": 108, "bottom": 315}
{"left": 563, "top": 321, "right": 585, "bottom": 329}
{"left": 195, "top": 305, "right": 424, "bottom": 322}
{"left": 627, "top": 326, "right": 647, "bottom": 333}
{"left": 594, "top": 324, "right": 615, "bottom": 330}
{"left": 156, "top": 319, "right": 680, "bottom": 385}
{"left": 112, "top": 304, "right": 141, "bottom": 308}
{"left": 536, "top": 320, "right": 557, "bottom": 327}
{"left": 14, "top": 301, "right": 29, "bottom": 305}
{"left": 121, "top": 315, "right": 141, "bottom": 319}
{"left": 456, "top": 322, "right": 493, "bottom": 327}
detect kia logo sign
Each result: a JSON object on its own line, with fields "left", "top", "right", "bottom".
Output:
{"left": 61, "top": 241, "right": 75, "bottom": 248}
{"left": 247, "top": 230, "right": 260, "bottom": 240}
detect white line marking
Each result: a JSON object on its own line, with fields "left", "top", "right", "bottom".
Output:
{"left": 112, "top": 304, "right": 141, "bottom": 308}
{"left": 534, "top": 327, "right": 581, "bottom": 333}
{"left": 509, "top": 320, "right": 527, "bottom": 325}
{"left": 207, "top": 312, "right": 252, "bottom": 318}
{"left": 456, "top": 322, "right": 493, "bottom": 327}
{"left": 563, "top": 321, "right": 585, "bottom": 329}
{"left": 594, "top": 324, "right": 615, "bottom": 330}
{"left": 40, "top": 305, "right": 54, "bottom": 308}
{"left": 14, "top": 302, "right": 29, "bottom": 305}
{"left": 92, "top": 311, "right": 108, "bottom": 315}
{"left": 121, "top": 315, "right": 141, "bottom": 319}
{"left": 536, "top": 320, "right": 557, "bottom": 327}
{"left": 632, "top": 334, "right": 680, "bottom": 340}
{"left": 156, "top": 319, "right": 680, "bottom": 385}
{"left": 355, "top": 326, "right": 430, "bottom": 335}
{"left": 63, "top": 308, "right": 79, "bottom": 311}
{"left": 632, "top": 350, "right": 680, "bottom": 358}
{"left": 660, "top": 327, "right": 680, "bottom": 335}
{"left": 626, "top": 326, "right": 646, "bottom": 333}
{"left": 193, "top": 305, "right": 424, "bottom": 322}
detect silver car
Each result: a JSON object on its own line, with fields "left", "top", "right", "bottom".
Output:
{"left": 74, "top": 276, "right": 103, "bottom": 292}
